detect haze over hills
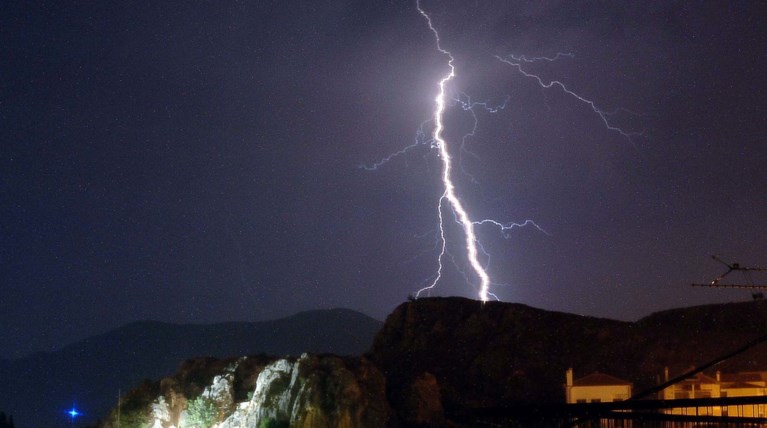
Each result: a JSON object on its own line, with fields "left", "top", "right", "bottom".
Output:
{"left": 0, "top": 308, "right": 382, "bottom": 428}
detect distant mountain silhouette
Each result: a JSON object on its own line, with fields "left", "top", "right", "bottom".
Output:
{"left": 0, "top": 308, "right": 381, "bottom": 428}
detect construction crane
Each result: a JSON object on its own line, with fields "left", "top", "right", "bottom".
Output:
{"left": 691, "top": 255, "right": 767, "bottom": 290}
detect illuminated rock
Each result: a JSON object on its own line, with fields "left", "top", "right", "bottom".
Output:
{"left": 151, "top": 396, "right": 170, "bottom": 428}
{"left": 218, "top": 354, "right": 390, "bottom": 428}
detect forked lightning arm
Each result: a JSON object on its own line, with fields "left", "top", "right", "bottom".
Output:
{"left": 496, "top": 54, "right": 643, "bottom": 142}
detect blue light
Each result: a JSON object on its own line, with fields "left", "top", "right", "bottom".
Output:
{"left": 67, "top": 407, "right": 80, "bottom": 419}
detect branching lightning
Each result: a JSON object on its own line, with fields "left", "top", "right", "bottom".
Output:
{"left": 452, "top": 93, "right": 510, "bottom": 184}
{"left": 362, "top": 1, "right": 641, "bottom": 303}
{"left": 496, "top": 53, "right": 644, "bottom": 141}
{"left": 359, "top": 121, "right": 433, "bottom": 171}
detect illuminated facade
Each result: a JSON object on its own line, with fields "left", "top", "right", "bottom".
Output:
{"left": 660, "top": 369, "right": 767, "bottom": 417}
{"left": 565, "top": 368, "right": 632, "bottom": 404}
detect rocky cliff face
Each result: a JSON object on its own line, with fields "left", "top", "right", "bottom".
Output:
{"left": 99, "top": 354, "right": 390, "bottom": 428}
{"left": 219, "top": 354, "right": 389, "bottom": 428}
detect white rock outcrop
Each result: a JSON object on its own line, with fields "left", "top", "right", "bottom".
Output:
{"left": 218, "top": 354, "right": 388, "bottom": 428}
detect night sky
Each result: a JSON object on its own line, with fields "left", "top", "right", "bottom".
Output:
{"left": 2, "top": 1, "right": 766, "bottom": 359}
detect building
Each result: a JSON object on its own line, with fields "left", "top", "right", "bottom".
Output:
{"left": 720, "top": 371, "right": 767, "bottom": 417}
{"left": 660, "top": 368, "right": 767, "bottom": 417}
{"left": 660, "top": 369, "right": 720, "bottom": 400}
{"left": 565, "top": 368, "right": 632, "bottom": 404}
{"left": 660, "top": 369, "right": 720, "bottom": 416}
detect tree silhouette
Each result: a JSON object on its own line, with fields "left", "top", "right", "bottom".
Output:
{"left": 0, "top": 412, "right": 14, "bottom": 428}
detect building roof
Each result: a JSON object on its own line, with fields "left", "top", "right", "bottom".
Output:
{"left": 722, "top": 381, "right": 764, "bottom": 389}
{"left": 721, "top": 372, "right": 763, "bottom": 383}
{"left": 678, "top": 372, "right": 717, "bottom": 385}
{"left": 573, "top": 372, "right": 632, "bottom": 387}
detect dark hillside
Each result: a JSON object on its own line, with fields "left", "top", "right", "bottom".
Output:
{"left": 369, "top": 297, "right": 633, "bottom": 409}
{"left": 369, "top": 297, "right": 767, "bottom": 417}
{"left": 632, "top": 300, "right": 767, "bottom": 377}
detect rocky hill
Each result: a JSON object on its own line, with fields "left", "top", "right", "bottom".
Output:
{"left": 99, "top": 354, "right": 391, "bottom": 428}
{"left": 371, "top": 297, "right": 767, "bottom": 421}
{"left": 0, "top": 309, "right": 381, "bottom": 428}
{"left": 93, "top": 297, "right": 767, "bottom": 427}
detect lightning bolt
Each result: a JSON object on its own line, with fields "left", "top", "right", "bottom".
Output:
{"left": 414, "top": 0, "right": 496, "bottom": 302}
{"left": 364, "top": 2, "right": 641, "bottom": 304}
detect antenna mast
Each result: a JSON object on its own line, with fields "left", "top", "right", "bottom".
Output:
{"left": 691, "top": 255, "right": 767, "bottom": 289}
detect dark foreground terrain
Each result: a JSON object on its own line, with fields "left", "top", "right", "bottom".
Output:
{"left": 90, "top": 297, "right": 767, "bottom": 427}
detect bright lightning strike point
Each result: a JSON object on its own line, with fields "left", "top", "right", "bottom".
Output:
{"left": 415, "top": 1, "right": 494, "bottom": 303}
